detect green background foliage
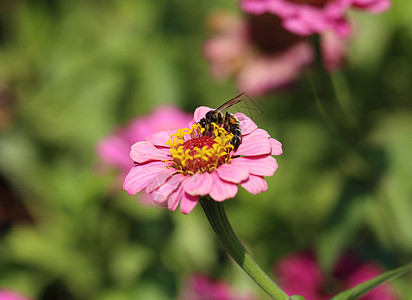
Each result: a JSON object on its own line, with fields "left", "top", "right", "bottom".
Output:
{"left": 0, "top": 0, "right": 411, "bottom": 299}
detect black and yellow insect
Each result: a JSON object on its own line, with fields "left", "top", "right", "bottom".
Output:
{"left": 198, "top": 93, "right": 244, "bottom": 150}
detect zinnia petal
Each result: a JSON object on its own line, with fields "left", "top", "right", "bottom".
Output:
{"left": 130, "top": 141, "right": 170, "bottom": 163}
{"left": 182, "top": 172, "right": 213, "bottom": 196}
{"left": 97, "top": 134, "right": 132, "bottom": 171}
{"left": 275, "top": 252, "right": 324, "bottom": 297}
{"left": 240, "top": 0, "right": 268, "bottom": 14}
{"left": 145, "top": 168, "right": 176, "bottom": 193}
{"left": 231, "top": 155, "right": 278, "bottom": 176}
{"left": 234, "top": 112, "right": 258, "bottom": 135}
{"left": 270, "top": 138, "right": 283, "bottom": 155}
{"left": 242, "top": 0, "right": 355, "bottom": 36}
{"left": 168, "top": 185, "right": 185, "bottom": 211}
{"left": 123, "top": 161, "right": 167, "bottom": 195}
{"left": 352, "top": 0, "right": 391, "bottom": 13}
{"left": 150, "top": 174, "right": 185, "bottom": 205}
{"left": 241, "top": 174, "right": 268, "bottom": 195}
{"left": 235, "top": 128, "right": 272, "bottom": 156}
{"left": 180, "top": 192, "right": 199, "bottom": 214}
{"left": 145, "top": 130, "right": 176, "bottom": 147}
{"left": 215, "top": 164, "right": 249, "bottom": 184}
{"left": 0, "top": 289, "right": 32, "bottom": 300}
{"left": 209, "top": 172, "right": 238, "bottom": 202}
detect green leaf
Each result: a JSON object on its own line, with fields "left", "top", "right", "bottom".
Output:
{"left": 290, "top": 296, "right": 306, "bottom": 300}
{"left": 316, "top": 180, "right": 367, "bottom": 272}
{"left": 330, "top": 262, "right": 412, "bottom": 300}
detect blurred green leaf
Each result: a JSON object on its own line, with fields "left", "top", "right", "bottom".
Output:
{"left": 316, "top": 185, "right": 366, "bottom": 272}
{"left": 4, "top": 226, "right": 101, "bottom": 296}
{"left": 109, "top": 244, "right": 154, "bottom": 286}
{"left": 330, "top": 262, "right": 412, "bottom": 300}
{"left": 366, "top": 113, "right": 412, "bottom": 252}
{"left": 164, "top": 209, "right": 216, "bottom": 272}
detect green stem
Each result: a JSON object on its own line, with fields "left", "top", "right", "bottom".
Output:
{"left": 199, "top": 197, "right": 290, "bottom": 300}
{"left": 306, "top": 70, "right": 339, "bottom": 135}
{"left": 330, "top": 71, "right": 355, "bottom": 128}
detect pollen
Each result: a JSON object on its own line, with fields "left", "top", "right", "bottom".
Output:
{"left": 165, "top": 123, "right": 234, "bottom": 174}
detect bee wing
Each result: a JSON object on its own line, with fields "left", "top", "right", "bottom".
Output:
{"left": 215, "top": 93, "right": 245, "bottom": 112}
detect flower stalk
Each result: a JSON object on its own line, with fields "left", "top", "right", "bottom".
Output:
{"left": 200, "top": 196, "right": 290, "bottom": 300}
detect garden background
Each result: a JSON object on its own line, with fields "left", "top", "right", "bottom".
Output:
{"left": 0, "top": 0, "right": 411, "bottom": 299}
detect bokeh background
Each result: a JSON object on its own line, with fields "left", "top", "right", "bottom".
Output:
{"left": 0, "top": 0, "right": 412, "bottom": 299}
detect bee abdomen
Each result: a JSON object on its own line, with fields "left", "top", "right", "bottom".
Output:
{"left": 231, "top": 135, "right": 242, "bottom": 150}
{"left": 224, "top": 113, "right": 242, "bottom": 151}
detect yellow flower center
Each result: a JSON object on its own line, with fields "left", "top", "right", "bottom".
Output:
{"left": 165, "top": 123, "right": 234, "bottom": 175}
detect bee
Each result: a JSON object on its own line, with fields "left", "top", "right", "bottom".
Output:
{"left": 198, "top": 93, "right": 244, "bottom": 150}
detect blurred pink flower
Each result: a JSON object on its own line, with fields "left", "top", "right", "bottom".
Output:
{"left": 123, "top": 105, "right": 282, "bottom": 214}
{"left": 274, "top": 252, "right": 398, "bottom": 300}
{"left": 240, "top": 0, "right": 391, "bottom": 36}
{"left": 241, "top": 0, "right": 352, "bottom": 36}
{"left": 97, "top": 105, "right": 192, "bottom": 178}
{"left": 0, "top": 289, "right": 31, "bottom": 300}
{"left": 179, "top": 274, "right": 257, "bottom": 300}
{"left": 351, "top": 0, "right": 391, "bottom": 13}
{"left": 204, "top": 12, "right": 314, "bottom": 96}
{"left": 320, "top": 29, "right": 348, "bottom": 72}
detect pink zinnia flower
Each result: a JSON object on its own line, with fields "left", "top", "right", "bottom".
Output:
{"left": 204, "top": 12, "right": 314, "bottom": 96}
{"left": 274, "top": 252, "right": 398, "bottom": 300}
{"left": 97, "top": 105, "right": 192, "bottom": 178}
{"left": 0, "top": 289, "right": 31, "bottom": 300}
{"left": 241, "top": 0, "right": 391, "bottom": 37}
{"left": 179, "top": 274, "right": 257, "bottom": 300}
{"left": 123, "top": 105, "right": 282, "bottom": 214}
